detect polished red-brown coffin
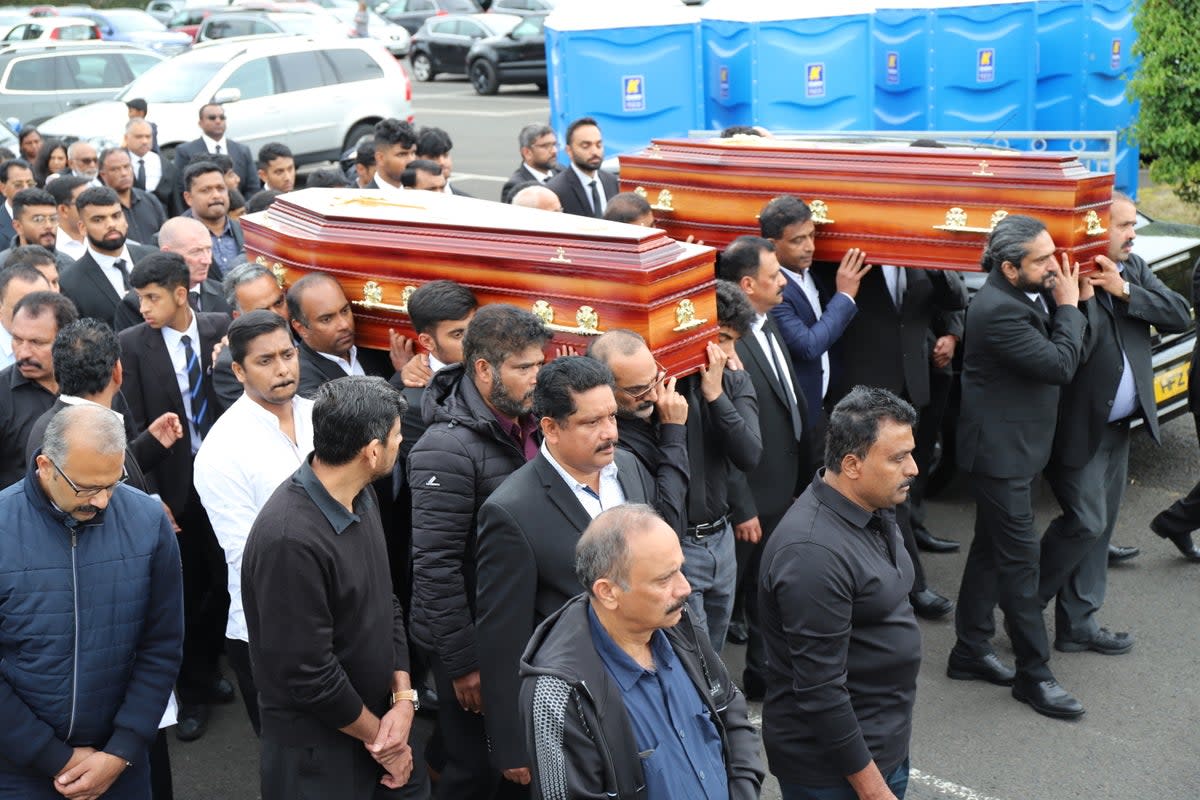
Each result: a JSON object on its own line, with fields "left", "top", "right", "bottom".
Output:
{"left": 241, "top": 189, "right": 719, "bottom": 375}
{"left": 619, "top": 137, "right": 1114, "bottom": 272}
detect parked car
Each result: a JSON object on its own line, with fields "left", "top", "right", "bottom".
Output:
{"left": 374, "top": 0, "right": 480, "bottom": 35}
{"left": 69, "top": 9, "right": 193, "bottom": 54}
{"left": 196, "top": 9, "right": 336, "bottom": 41}
{"left": 465, "top": 11, "right": 543, "bottom": 94}
{"left": 487, "top": 0, "right": 553, "bottom": 15}
{"left": 146, "top": 0, "right": 227, "bottom": 24}
{"left": 3, "top": 16, "right": 102, "bottom": 42}
{"left": 322, "top": 0, "right": 411, "bottom": 57}
{"left": 38, "top": 36, "right": 412, "bottom": 165}
{"left": 166, "top": 4, "right": 226, "bottom": 39}
{"left": 0, "top": 8, "right": 34, "bottom": 39}
{"left": 0, "top": 41, "right": 163, "bottom": 126}
{"left": 407, "top": 11, "right": 516, "bottom": 82}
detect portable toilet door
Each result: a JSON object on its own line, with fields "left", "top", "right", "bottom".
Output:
{"left": 1082, "top": 0, "right": 1138, "bottom": 195}
{"left": 872, "top": 1, "right": 933, "bottom": 131}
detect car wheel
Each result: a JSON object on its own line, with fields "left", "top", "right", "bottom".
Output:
{"left": 343, "top": 121, "right": 375, "bottom": 154}
{"left": 411, "top": 52, "right": 434, "bottom": 82}
{"left": 470, "top": 59, "right": 499, "bottom": 95}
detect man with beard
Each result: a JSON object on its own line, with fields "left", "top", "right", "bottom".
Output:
{"left": 0, "top": 188, "right": 75, "bottom": 273}
{"left": 950, "top": 214, "right": 1088, "bottom": 720}
{"left": 368, "top": 118, "right": 418, "bottom": 192}
{"left": 59, "top": 187, "right": 158, "bottom": 327}
{"left": 474, "top": 356, "right": 659, "bottom": 788}
{"left": 66, "top": 141, "right": 99, "bottom": 180}
{"left": 408, "top": 302, "right": 546, "bottom": 799}
{"left": 0, "top": 262, "right": 50, "bottom": 369}
{"left": 97, "top": 147, "right": 167, "bottom": 246}
{"left": 180, "top": 161, "right": 243, "bottom": 279}
{"left": 0, "top": 291, "right": 77, "bottom": 487}
{"left": 501, "top": 123, "right": 559, "bottom": 204}
{"left": 114, "top": 217, "right": 230, "bottom": 329}
{"left": 195, "top": 311, "right": 314, "bottom": 736}
{"left": 0, "top": 159, "right": 36, "bottom": 242}
{"left": 546, "top": 117, "right": 618, "bottom": 218}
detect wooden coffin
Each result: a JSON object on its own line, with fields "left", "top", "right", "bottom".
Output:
{"left": 241, "top": 189, "right": 719, "bottom": 375}
{"left": 619, "top": 137, "right": 1114, "bottom": 272}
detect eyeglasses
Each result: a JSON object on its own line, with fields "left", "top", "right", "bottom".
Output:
{"left": 617, "top": 360, "right": 668, "bottom": 401}
{"left": 25, "top": 214, "right": 58, "bottom": 225}
{"left": 48, "top": 457, "right": 128, "bottom": 499}
{"left": 76, "top": 157, "right": 98, "bottom": 165}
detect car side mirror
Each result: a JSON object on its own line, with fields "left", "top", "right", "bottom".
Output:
{"left": 212, "top": 87, "right": 242, "bottom": 104}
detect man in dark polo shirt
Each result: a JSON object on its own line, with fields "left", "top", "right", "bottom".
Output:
{"left": 760, "top": 386, "right": 922, "bottom": 800}
{"left": 242, "top": 375, "right": 426, "bottom": 799}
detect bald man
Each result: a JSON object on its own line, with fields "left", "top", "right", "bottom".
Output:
{"left": 125, "top": 118, "right": 182, "bottom": 217}
{"left": 511, "top": 184, "right": 563, "bottom": 213}
{"left": 113, "top": 217, "right": 230, "bottom": 330}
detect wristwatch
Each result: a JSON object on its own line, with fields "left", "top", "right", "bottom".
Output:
{"left": 390, "top": 689, "right": 420, "bottom": 710}
{"left": 1122, "top": 280, "right": 1131, "bottom": 300}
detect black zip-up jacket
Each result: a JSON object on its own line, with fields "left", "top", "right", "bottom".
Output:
{"left": 519, "top": 594, "right": 765, "bottom": 800}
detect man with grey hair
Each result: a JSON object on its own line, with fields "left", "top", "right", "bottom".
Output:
{"left": 501, "top": 123, "right": 560, "bottom": 203}
{"left": 520, "top": 503, "right": 764, "bottom": 800}
{"left": 510, "top": 183, "right": 563, "bottom": 212}
{"left": 760, "top": 386, "right": 921, "bottom": 800}
{"left": 66, "top": 140, "right": 99, "bottom": 180}
{"left": 114, "top": 216, "right": 230, "bottom": 330}
{"left": 0, "top": 403, "right": 183, "bottom": 799}
{"left": 212, "top": 261, "right": 289, "bottom": 412}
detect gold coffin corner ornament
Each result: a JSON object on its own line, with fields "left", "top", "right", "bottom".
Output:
{"left": 672, "top": 298, "right": 708, "bottom": 332}
{"left": 933, "top": 207, "right": 1010, "bottom": 234}
{"left": 254, "top": 255, "right": 287, "bottom": 286}
{"left": 972, "top": 160, "right": 995, "bottom": 177}
{"left": 650, "top": 189, "right": 674, "bottom": 212}
{"left": 633, "top": 186, "right": 649, "bottom": 200}
{"left": 532, "top": 300, "right": 603, "bottom": 336}
{"left": 550, "top": 246, "right": 572, "bottom": 264}
{"left": 809, "top": 199, "right": 835, "bottom": 225}
{"left": 352, "top": 281, "right": 416, "bottom": 314}
{"left": 1085, "top": 210, "right": 1107, "bottom": 236}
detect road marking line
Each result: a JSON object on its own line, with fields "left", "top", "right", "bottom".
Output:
{"left": 423, "top": 107, "right": 551, "bottom": 118}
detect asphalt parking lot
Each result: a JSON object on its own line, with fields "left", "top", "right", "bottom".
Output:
{"left": 169, "top": 78, "right": 1200, "bottom": 800}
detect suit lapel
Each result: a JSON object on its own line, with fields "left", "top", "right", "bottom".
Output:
{"left": 144, "top": 327, "right": 186, "bottom": 418}
{"left": 569, "top": 171, "right": 592, "bottom": 215}
{"left": 534, "top": 455, "right": 593, "bottom": 533}
{"left": 740, "top": 322, "right": 790, "bottom": 409}
{"left": 83, "top": 255, "right": 121, "bottom": 306}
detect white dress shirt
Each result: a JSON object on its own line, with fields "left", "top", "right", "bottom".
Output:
{"left": 194, "top": 393, "right": 315, "bottom": 642}
{"left": 882, "top": 265, "right": 907, "bottom": 309}
{"left": 56, "top": 227, "right": 86, "bottom": 262}
{"left": 784, "top": 267, "right": 831, "bottom": 398}
{"left": 373, "top": 172, "right": 404, "bottom": 193}
{"left": 524, "top": 164, "right": 553, "bottom": 183}
{"left": 86, "top": 244, "right": 135, "bottom": 299}
{"left": 0, "top": 325, "right": 12, "bottom": 370}
{"left": 59, "top": 394, "right": 123, "bottom": 422}
{"left": 159, "top": 310, "right": 203, "bottom": 453}
{"left": 429, "top": 353, "right": 448, "bottom": 374}
{"left": 134, "top": 149, "right": 163, "bottom": 192}
{"left": 752, "top": 312, "right": 799, "bottom": 409}
{"left": 202, "top": 134, "right": 229, "bottom": 155}
{"left": 540, "top": 441, "right": 624, "bottom": 519}
{"left": 569, "top": 162, "right": 606, "bottom": 216}
{"left": 317, "top": 344, "right": 366, "bottom": 376}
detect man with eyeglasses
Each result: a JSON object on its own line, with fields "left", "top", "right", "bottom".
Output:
{"left": 589, "top": 329, "right": 762, "bottom": 655}
{"left": 174, "top": 104, "right": 261, "bottom": 197}
{"left": 0, "top": 188, "right": 75, "bottom": 274}
{"left": 0, "top": 290, "right": 77, "bottom": 488}
{"left": 501, "top": 124, "right": 561, "bottom": 204}
{"left": 66, "top": 141, "right": 100, "bottom": 181}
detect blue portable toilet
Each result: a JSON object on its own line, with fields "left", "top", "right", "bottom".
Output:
{"left": 872, "top": 2, "right": 932, "bottom": 130}
{"left": 1082, "top": 0, "right": 1138, "bottom": 194}
{"left": 545, "top": 1, "right": 702, "bottom": 159}
{"left": 698, "top": 0, "right": 874, "bottom": 132}
{"left": 1035, "top": 0, "right": 1088, "bottom": 131}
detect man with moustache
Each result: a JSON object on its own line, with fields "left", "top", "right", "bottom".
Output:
{"left": 521, "top": 504, "right": 765, "bottom": 800}
{"left": 409, "top": 303, "right": 549, "bottom": 799}
{"left": 180, "top": 161, "right": 243, "bottom": 278}
{"left": 0, "top": 188, "right": 75, "bottom": 273}
{"left": 547, "top": 117, "right": 618, "bottom": 218}
{"left": 195, "top": 311, "right": 314, "bottom": 736}
{"left": 0, "top": 262, "right": 50, "bottom": 369}
{"left": 760, "top": 387, "right": 922, "bottom": 800}
{"left": 114, "top": 217, "right": 230, "bottom": 329}
{"left": 368, "top": 118, "right": 418, "bottom": 192}
{"left": 126, "top": 118, "right": 182, "bottom": 217}
{"left": 0, "top": 291, "right": 76, "bottom": 487}
{"left": 97, "top": 148, "right": 166, "bottom": 245}
{"left": 475, "top": 356, "right": 659, "bottom": 788}
{"left": 66, "top": 141, "right": 99, "bottom": 180}
{"left": 501, "top": 123, "right": 559, "bottom": 204}
{"left": 0, "top": 158, "right": 36, "bottom": 242}
{"left": 59, "top": 186, "right": 157, "bottom": 327}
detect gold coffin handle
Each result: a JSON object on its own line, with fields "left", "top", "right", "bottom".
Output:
{"left": 254, "top": 255, "right": 287, "bottom": 286}
{"left": 532, "top": 300, "right": 603, "bottom": 336}
{"left": 633, "top": 186, "right": 674, "bottom": 213}
{"left": 1085, "top": 210, "right": 1107, "bottom": 236}
{"left": 672, "top": 298, "right": 708, "bottom": 332}
{"left": 933, "top": 207, "right": 1008, "bottom": 234}
{"left": 352, "top": 281, "right": 416, "bottom": 315}
{"left": 809, "top": 199, "right": 835, "bottom": 225}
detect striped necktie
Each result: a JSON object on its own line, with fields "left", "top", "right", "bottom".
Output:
{"left": 181, "top": 334, "right": 209, "bottom": 439}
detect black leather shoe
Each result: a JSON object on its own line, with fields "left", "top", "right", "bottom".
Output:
{"left": 741, "top": 670, "right": 765, "bottom": 702}
{"left": 726, "top": 620, "right": 749, "bottom": 645}
{"left": 910, "top": 588, "right": 954, "bottom": 620}
{"left": 1011, "top": 679, "right": 1085, "bottom": 720}
{"left": 175, "top": 704, "right": 210, "bottom": 742}
{"left": 1150, "top": 521, "right": 1200, "bottom": 562}
{"left": 946, "top": 651, "right": 1016, "bottom": 686}
{"left": 1055, "top": 627, "right": 1134, "bottom": 655}
{"left": 207, "top": 676, "right": 235, "bottom": 704}
{"left": 913, "top": 526, "right": 960, "bottom": 553}
{"left": 1107, "top": 544, "right": 1140, "bottom": 564}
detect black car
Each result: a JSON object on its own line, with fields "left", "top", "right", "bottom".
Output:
{"left": 407, "top": 11, "right": 516, "bottom": 83}
{"left": 466, "top": 11, "right": 544, "bottom": 94}
{"left": 375, "top": 0, "right": 480, "bottom": 34}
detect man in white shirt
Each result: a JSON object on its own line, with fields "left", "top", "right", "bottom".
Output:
{"left": 195, "top": 310, "right": 314, "bottom": 735}
{"left": 369, "top": 118, "right": 418, "bottom": 192}
{"left": 546, "top": 117, "right": 618, "bottom": 218}
{"left": 125, "top": 118, "right": 182, "bottom": 217}
{"left": 66, "top": 141, "right": 99, "bottom": 180}
{"left": 500, "top": 123, "right": 559, "bottom": 203}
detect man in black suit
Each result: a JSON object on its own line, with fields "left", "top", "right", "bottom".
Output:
{"left": 255, "top": 142, "right": 295, "bottom": 194}
{"left": 59, "top": 186, "right": 158, "bottom": 327}
{"left": 1040, "top": 193, "right": 1190, "bottom": 654}
{"left": 120, "top": 251, "right": 234, "bottom": 741}
{"left": 97, "top": 147, "right": 167, "bottom": 246}
{"left": 475, "top": 356, "right": 659, "bottom": 788}
{"left": 400, "top": 159, "right": 448, "bottom": 192}
{"left": 127, "top": 118, "right": 181, "bottom": 216}
{"left": 0, "top": 158, "right": 36, "bottom": 243}
{"left": 367, "top": 118, "right": 418, "bottom": 192}
{"left": 173, "top": 103, "right": 261, "bottom": 196}
{"left": 718, "top": 235, "right": 810, "bottom": 700}
{"left": 416, "top": 126, "right": 472, "bottom": 197}
{"left": 949, "top": 214, "right": 1087, "bottom": 720}
{"left": 500, "top": 123, "right": 559, "bottom": 203}
{"left": 546, "top": 117, "right": 618, "bottom": 218}
{"left": 211, "top": 261, "right": 290, "bottom": 412}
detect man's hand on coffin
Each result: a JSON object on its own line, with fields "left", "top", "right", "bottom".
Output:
{"left": 148, "top": 412, "right": 184, "bottom": 449}
{"left": 1050, "top": 253, "right": 1081, "bottom": 308}
{"left": 656, "top": 376, "right": 689, "bottom": 425}
{"left": 502, "top": 768, "right": 531, "bottom": 785}
{"left": 734, "top": 516, "right": 762, "bottom": 544}
{"left": 931, "top": 335, "right": 957, "bottom": 369}
{"left": 834, "top": 248, "right": 872, "bottom": 298}
{"left": 1088, "top": 255, "right": 1124, "bottom": 300}
{"left": 389, "top": 329, "right": 416, "bottom": 372}
{"left": 210, "top": 336, "right": 227, "bottom": 365}
{"left": 700, "top": 342, "right": 728, "bottom": 402}
{"left": 400, "top": 353, "right": 432, "bottom": 388}
{"left": 554, "top": 344, "right": 579, "bottom": 359}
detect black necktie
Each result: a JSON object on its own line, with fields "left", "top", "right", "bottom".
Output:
{"left": 589, "top": 179, "right": 602, "bottom": 217}
{"left": 135, "top": 158, "right": 146, "bottom": 190}
{"left": 188, "top": 291, "right": 200, "bottom": 313}
{"left": 113, "top": 258, "right": 130, "bottom": 291}
{"left": 181, "top": 334, "right": 209, "bottom": 439}
{"left": 763, "top": 326, "right": 804, "bottom": 441}
{"left": 214, "top": 144, "right": 222, "bottom": 155}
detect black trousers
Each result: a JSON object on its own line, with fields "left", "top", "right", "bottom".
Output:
{"left": 739, "top": 508, "right": 787, "bottom": 682}
{"left": 909, "top": 365, "right": 954, "bottom": 532}
{"left": 226, "top": 637, "right": 261, "bottom": 735}
{"left": 953, "top": 473, "right": 1052, "bottom": 682}
{"left": 150, "top": 730, "right": 173, "bottom": 800}
{"left": 176, "top": 494, "right": 229, "bottom": 705}
{"left": 1151, "top": 413, "right": 1200, "bottom": 536}
{"left": 261, "top": 722, "right": 429, "bottom": 800}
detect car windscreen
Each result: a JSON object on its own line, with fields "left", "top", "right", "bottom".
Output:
{"left": 118, "top": 54, "right": 220, "bottom": 102}
{"left": 105, "top": 11, "right": 170, "bottom": 33}
{"left": 274, "top": 13, "right": 329, "bottom": 35}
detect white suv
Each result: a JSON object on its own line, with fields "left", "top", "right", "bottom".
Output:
{"left": 38, "top": 35, "right": 412, "bottom": 164}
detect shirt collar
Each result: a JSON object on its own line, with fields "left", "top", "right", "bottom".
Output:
{"left": 160, "top": 308, "right": 199, "bottom": 351}
{"left": 294, "top": 454, "right": 371, "bottom": 535}
{"left": 753, "top": 312, "right": 769, "bottom": 332}
{"left": 524, "top": 163, "right": 553, "bottom": 182}
{"left": 569, "top": 161, "right": 599, "bottom": 186}
{"left": 374, "top": 172, "right": 404, "bottom": 191}
{"left": 59, "top": 395, "right": 123, "bottom": 423}
{"left": 540, "top": 440, "right": 619, "bottom": 491}
{"left": 489, "top": 404, "right": 537, "bottom": 442}
{"left": 587, "top": 603, "right": 676, "bottom": 692}
{"left": 202, "top": 134, "right": 228, "bottom": 152}
{"left": 428, "top": 353, "right": 449, "bottom": 374}
{"left": 316, "top": 344, "right": 359, "bottom": 373}
{"left": 87, "top": 244, "right": 133, "bottom": 270}
{"left": 1024, "top": 291, "right": 1043, "bottom": 304}
{"left": 812, "top": 468, "right": 874, "bottom": 531}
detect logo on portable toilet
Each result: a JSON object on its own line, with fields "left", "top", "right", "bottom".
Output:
{"left": 1111, "top": 39, "right": 1121, "bottom": 70}
{"left": 806, "top": 63, "right": 825, "bottom": 98}
{"left": 622, "top": 75, "right": 646, "bottom": 112}
{"left": 719, "top": 65, "right": 730, "bottom": 100}
{"left": 977, "top": 49, "right": 995, "bottom": 83}
{"left": 886, "top": 51, "right": 899, "bottom": 85}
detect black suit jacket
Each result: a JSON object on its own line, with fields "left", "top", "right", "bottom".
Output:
{"left": 295, "top": 339, "right": 399, "bottom": 399}
{"left": 59, "top": 243, "right": 160, "bottom": 326}
{"left": 818, "top": 266, "right": 968, "bottom": 409}
{"left": 145, "top": 153, "right": 184, "bottom": 217}
{"left": 500, "top": 162, "right": 558, "bottom": 203}
{"left": 112, "top": 278, "right": 230, "bottom": 332}
{"left": 475, "top": 449, "right": 655, "bottom": 771}
{"left": 728, "top": 315, "right": 810, "bottom": 529}
{"left": 0, "top": 203, "right": 13, "bottom": 243}
{"left": 174, "top": 137, "right": 261, "bottom": 196}
{"left": 546, "top": 167, "right": 618, "bottom": 218}
{"left": 1053, "top": 252, "right": 1190, "bottom": 468}
{"left": 118, "top": 312, "right": 230, "bottom": 515}
{"left": 957, "top": 269, "right": 1087, "bottom": 479}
